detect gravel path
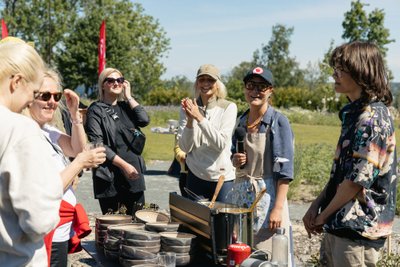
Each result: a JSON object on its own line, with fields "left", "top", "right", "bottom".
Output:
{"left": 68, "top": 160, "right": 400, "bottom": 266}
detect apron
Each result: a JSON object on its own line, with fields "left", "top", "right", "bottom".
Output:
{"left": 232, "top": 128, "right": 293, "bottom": 266}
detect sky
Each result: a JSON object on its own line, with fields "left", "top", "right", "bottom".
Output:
{"left": 135, "top": 0, "right": 400, "bottom": 82}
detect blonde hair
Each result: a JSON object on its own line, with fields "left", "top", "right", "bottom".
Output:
{"left": 43, "top": 69, "right": 66, "bottom": 130}
{"left": 97, "top": 67, "right": 124, "bottom": 101}
{"left": 194, "top": 78, "right": 227, "bottom": 99}
{"left": 0, "top": 41, "right": 45, "bottom": 87}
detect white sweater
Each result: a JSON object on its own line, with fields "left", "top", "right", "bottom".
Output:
{"left": 178, "top": 98, "right": 237, "bottom": 182}
{"left": 0, "top": 106, "right": 63, "bottom": 267}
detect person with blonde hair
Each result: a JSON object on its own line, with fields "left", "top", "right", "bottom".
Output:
{"left": 0, "top": 40, "right": 63, "bottom": 266}
{"left": 85, "top": 67, "right": 150, "bottom": 215}
{"left": 26, "top": 69, "right": 106, "bottom": 267}
{"left": 177, "top": 64, "right": 237, "bottom": 202}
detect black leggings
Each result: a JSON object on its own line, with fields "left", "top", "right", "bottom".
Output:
{"left": 98, "top": 190, "right": 145, "bottom": 215}
{"left": 50, "top": 240, "right": 68, "bottom": 267}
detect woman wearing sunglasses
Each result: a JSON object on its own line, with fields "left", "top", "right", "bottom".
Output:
{"left": 26, "top": 69, "right": 106, "bottom": 267}
{"left": 85, "top": 68, "right": 150, "bottom": 215}
{"left": 0, "top": 40, "right": 63, "bottom": 266}
{"left": 231, "top": 66, "right": 294, "bottom": 266}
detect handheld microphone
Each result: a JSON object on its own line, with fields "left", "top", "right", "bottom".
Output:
{"left": 234, "top": 127, "right": 247, "bottom": 169}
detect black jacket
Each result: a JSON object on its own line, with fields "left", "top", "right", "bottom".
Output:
{"left": 85, "top": 101, "right": 150, "bottom": 198}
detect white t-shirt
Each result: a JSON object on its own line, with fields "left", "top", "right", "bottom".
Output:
{"left": 42, "top": 124, "right": 77, "bottom": 242}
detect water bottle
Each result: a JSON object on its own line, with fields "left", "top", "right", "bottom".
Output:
{"left": 271, "top": 227, "right": 288, "bottom": 267}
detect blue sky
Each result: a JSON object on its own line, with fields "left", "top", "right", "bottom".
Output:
{"left": 135, "top": 0, "right": 400, "bottom": 82}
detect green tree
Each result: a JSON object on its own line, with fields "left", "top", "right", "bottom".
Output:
{"left": 57, "top": 0, "right": 170, "bottom": 98}
{"left": 342, "top": 0, "right": 394, "bottom": 57}
{"left": 0, "top": 0, "right": 79, "bottom": 65}
{"left": 253, "top": 24, "right": 304, "bottom": 88}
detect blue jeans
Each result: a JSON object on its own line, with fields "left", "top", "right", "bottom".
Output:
{"left": 186, "top": 169, "right": 234, "bottom": 204}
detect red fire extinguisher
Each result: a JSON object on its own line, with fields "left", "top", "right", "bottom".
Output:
{"left": 227, "top": 242, "right": 251, "bottom": 267}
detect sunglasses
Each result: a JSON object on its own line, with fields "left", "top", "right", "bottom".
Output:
{"left": 245, "top": 81, "right": 271, "bottom": 93}
{"left": 36, "top": 91, "right": 63, "bottom": 102}
{"left": 103, "top": 77, "right": 125, "bottom": 84}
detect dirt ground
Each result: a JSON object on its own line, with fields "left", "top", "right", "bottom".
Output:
{"left": 67, "top": 213, "right": 400, "bottom": 267}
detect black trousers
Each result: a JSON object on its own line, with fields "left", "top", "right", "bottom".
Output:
{"left": 98, "top": 190, "right": 145, "bottom": 215}
{"left": 50, "top": 240, "right": 68, "bottom": 267}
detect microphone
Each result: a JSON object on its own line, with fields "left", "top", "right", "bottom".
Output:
{"left": 234, "top": 127, "right": 246, "bottom": 169}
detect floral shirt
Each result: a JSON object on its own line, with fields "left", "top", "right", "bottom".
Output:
{"left": 323, "top": 100, "right": 397, "bottom": 245}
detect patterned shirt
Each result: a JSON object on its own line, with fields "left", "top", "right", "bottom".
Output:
{"left": 323, "top": 100, "right": 397, "bottom": 245}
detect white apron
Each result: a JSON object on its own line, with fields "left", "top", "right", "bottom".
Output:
{"left": 232, "top": 129, "right": 292, "bottom": 266}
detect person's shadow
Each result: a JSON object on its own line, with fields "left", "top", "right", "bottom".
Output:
{"left": 144, "top": 169, "right": 168, "bottom": 175}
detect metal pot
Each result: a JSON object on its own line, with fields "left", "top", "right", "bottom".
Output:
{"left": 212, "top": 206, "right": 253, "bottom": 255}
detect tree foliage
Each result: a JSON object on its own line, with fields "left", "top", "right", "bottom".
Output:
{"left": 342, "top": 0, "right": 394, "bottom": 57}
{"left": 1, "top": 0, "right": 79, "bottom": 65}
{"left": 253, "top": 24, "right": 304, "bottom": 88}
{"left": 0, "top": 0, "right": 170, "bottom": 99}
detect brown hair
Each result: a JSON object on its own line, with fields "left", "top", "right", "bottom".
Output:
{"left": 329, "top": 41, "right": 392, "bottom": 106}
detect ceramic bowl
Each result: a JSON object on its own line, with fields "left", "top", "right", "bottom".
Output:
{"left": 135, "top": 210, "right": 170, "bottom": 223}
{"left": 120, "top": 244, "right": 157, "bottom": 260}
{"left": 124, "top": 238, "right": 160, "bottom": 247}
{"left": 103, "top": 236, "right": 120, "bottom": 251}
{"left": 159, "top": 232, "right": 196, "bottom": 246}
{"left": 96, "top": 214, "right": 132, "bottom": 224}
{"left": 145, "top": 222, "right": 181, "bottom": 233}
{"left": 107, "top": 223, "right": 145, "bottom": 238}
{"left": 123, "top": 229, "right": 160, "bottom": 241}
{"left": 104, "top": 248, "right": 119, "bottom": 260}
{"left": 161, "top": 243, "right": 191, "bottom": 253}
{"left": 119, "top": 256, "right": 158, "bottom": 267}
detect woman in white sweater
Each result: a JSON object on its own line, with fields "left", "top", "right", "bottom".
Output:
{"left": 0, "top": 39, "right": 63, "bottom": 267}
{"left": 177, "top": 64, "right": 237, "bottom": 203}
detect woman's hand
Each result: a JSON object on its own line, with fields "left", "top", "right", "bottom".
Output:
{"left": 76, "top": 147, "right": 106, "bottom": 169}
{"left": 121, "top": 163, "right": 140, "bottom": 180}
{"left": 232, "top": 152, "right": 247, "bottom": 168}
{"left": 123, "top": 80, "right": 132, "bottom": 100}
{"left": 64, "top": 89, "right": 80, "bottom": 115}
{"left": 269, "top": 207, "right": 283, "bottom": 230}
{"left": 182, "top": 98, "right": 203, "bottom": 122}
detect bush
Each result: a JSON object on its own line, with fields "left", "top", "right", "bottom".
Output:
{"left": 289, "top": 143, "right": 334, "bottom": 200}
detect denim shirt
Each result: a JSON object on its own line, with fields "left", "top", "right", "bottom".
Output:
{"left": 323, "top": 100, "right": 397, "bottom": 244}
{"left": 232, "top": 106, "right": 294, "bottom": 180}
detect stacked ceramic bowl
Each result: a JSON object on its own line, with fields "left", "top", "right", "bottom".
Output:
{"left": 135, "top": 210, "right": 170, "bottom": 224}
{"left": 118, "top": 229, "right": 161, "bottom": 266}
{"left": 95, "top": 214, "right": 132, "bottom": 248}
{"left": 103, "top": 223, "right": 145, "bottom": 261}
{"left": 159, "top": 232, "right": 197, "bottom": 266}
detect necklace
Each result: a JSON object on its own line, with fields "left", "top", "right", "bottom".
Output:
{"left": 246, "top": 115, "right": 262, "bottom": 129}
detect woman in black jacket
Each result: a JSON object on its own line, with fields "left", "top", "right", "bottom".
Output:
{"left": 85, "top": 68, "right": 150, "bottom": 215}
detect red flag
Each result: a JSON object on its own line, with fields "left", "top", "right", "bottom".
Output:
{"left": 98, "top": 20, "right": 106, "bottom": 76}
{"left": 1, "top": 19, "right": 8, "bottom": 39}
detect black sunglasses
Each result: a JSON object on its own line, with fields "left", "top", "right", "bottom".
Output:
{"left": 103, "top": 77, "right": 125, "bottom": 84}
{"left": 245, "top": 81, "right": 271, "bottom": 93}
{"left": 36, "top": 91, "right": 63, "bottom": 102}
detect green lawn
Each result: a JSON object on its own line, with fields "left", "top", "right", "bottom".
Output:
{"left": 142, "top": 123, "right": 343, "bottom": 162}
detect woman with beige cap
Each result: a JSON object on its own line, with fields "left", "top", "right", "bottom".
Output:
{"left": 177, "top": 64, "right": 237, "bottom": 203}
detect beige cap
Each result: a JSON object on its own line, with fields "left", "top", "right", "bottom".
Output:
{"left": 196, "top": 64, "right": 220, "bottom": 81}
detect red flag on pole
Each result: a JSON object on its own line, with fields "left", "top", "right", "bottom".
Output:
{"left": 1, "top": 19, "right": 8, "bottom": 39}
{"left": 98, "top": 20, "right": 106, "bottom": 76}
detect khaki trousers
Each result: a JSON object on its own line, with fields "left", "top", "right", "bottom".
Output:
{"left": 320, "top": 233, "right": 380, "bottom": 267}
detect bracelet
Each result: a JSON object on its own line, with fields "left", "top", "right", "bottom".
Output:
{"left": 127, "top": 97, "right": 133, "bottom": 101}
{"left": 71, "top": 119, "right": 83, "bottom": 125}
